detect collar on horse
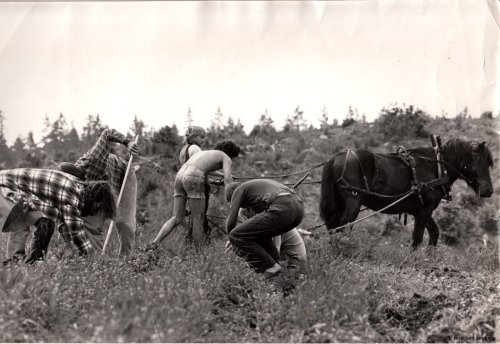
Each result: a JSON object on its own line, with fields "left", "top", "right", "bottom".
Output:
{"left": 430, "top": 135, "right": 452, "bottom": 200}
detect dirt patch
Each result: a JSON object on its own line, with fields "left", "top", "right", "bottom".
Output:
{"left": 369, "top": 292, "right": 452, "bottom": 337}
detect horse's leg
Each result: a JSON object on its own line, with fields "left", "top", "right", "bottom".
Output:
{"left": 426, "top": 217, "right": 439, "bottom": 247}
{"left": 338, "top": 195, "right": 362, "bottom": 229}
{"left": 411, "top": 209, "right": 433, "bottom": 250}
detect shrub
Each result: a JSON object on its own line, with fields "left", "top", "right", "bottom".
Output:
{"left": 374, "top": 105, "right": 429, "bottom": 142}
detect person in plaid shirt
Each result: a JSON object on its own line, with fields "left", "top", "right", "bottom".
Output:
{"left": 5, "top": 129, "right": 138, "bottom": 263}
{"left": 60, "top": 128, "right": 138, "bottom": 256}
{"left": 0, "top": 168, "right": 117, "bottom": 260}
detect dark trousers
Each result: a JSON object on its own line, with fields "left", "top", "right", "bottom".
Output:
{"left": 229, "top": 194, "right": 304, "bottom": 273}
{"left": 25, "top": 218, "right": 55, "bottom": 263}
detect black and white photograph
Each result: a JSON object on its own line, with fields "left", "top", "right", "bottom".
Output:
{"left": 0, "top": 1, "right": 498, "bottom": 342}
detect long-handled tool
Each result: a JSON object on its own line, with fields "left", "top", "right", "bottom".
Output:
{"left": 102, "top": 135, "right": 139, "bottom": 255}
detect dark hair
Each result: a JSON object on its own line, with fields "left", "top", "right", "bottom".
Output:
{"left": 80, "top": 181, "right": 117, "bottom": 219}
{"left": 225, "top": 182, "right": 242, "bottom": 203}
{"left": 213, "top": 140, "right": 242, "bottom": 160}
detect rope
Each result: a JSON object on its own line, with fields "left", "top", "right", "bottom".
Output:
{"left": 234, "top": 161, "right": 327, "bottom": 181}
{"left": 330, "top": 187, "right": 416, "bottom": 233}
{"left": 205, "top": 214, "right": 242, "bottom": 223}
{"left": 304, "top": 223, "right": 326, "bottom": 231}
{"left": 134, "top": 156, "right": 168, "bottom": 172}
{"left": 205, "top": 216, "right": 228, "bottom": 235}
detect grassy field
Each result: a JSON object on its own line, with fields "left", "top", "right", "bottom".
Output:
{"left": 0, "top": 118, "right": 498, "bottom": 342}
{"left": 0, "top": 183, "right": 498, "bottom": 342}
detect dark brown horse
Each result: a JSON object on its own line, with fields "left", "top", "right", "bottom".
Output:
{"left": 320, "top": 138, "right": 494, "bottom": 249}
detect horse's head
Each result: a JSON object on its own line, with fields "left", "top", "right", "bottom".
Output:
{"left": 460, "top": 142, "right": 494, "bottom": 197}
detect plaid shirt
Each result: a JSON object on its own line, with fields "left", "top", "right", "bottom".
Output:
{"left": 0, "top": 168, "right": 92, "bottom": 254}
{"left": 75, "top": 129, "right": 130, "bottom": 195}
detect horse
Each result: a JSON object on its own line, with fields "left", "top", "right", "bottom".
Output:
{"left": 319, "top": 138, "right": 494, "bottom": 249}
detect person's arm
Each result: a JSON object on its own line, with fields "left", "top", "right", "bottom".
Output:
{"left": 221, "top": 155, "right": 234, "bottom": 186}
{"left": 61, "top": 209, "right": 93, "bottom": 255}
{"left": 226, "top": 207, "right": 239, "bottom": 235}
{"left": 208, "top": 171, "right": 238, "bottom": 183}
{"left": 208, "top": 171, "right": 224, "bottom": 178}
{"left": 226, "top": 189, "right": 244, "bottom": 234}
{"left": 78, "top": 129, "right": 137, "bottom": 167}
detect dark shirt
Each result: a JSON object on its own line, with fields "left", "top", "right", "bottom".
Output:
{"left": 226, "top": 179, "right": 293, "bottom": 233}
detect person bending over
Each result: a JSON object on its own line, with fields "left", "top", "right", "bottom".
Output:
{"left": 239, "top": 207, "right": 308, "bottom": 274}
{"left": 225, "top": 180, "right": 304, "bottom": 279}
{"left": 6, "top": 129, "right": 138, "bottom": 263}
{"left": 1, "top": 168, "right": 116, "bottom": 262}
{"left": 148, "top": 140, "right": 242, "bottom": 250}
{"left": 59, "top": 128, "right": 138, "bottom": 255}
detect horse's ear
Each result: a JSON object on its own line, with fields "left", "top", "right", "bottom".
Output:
{"left": 479, "top": 142, "right": 486, "bottom": 149}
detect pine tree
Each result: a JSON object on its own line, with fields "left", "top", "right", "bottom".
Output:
{"left": 226, "top": 116, "right": 235, "bottom": 134}
{"left": 210, "top": 107, "right": 224, "bottom": 133}
{"left": 235, "top": 118, "right": 245, "bottom": 134}
{"left": 82, "top": 115, "right": 95, "bottom": 141}
{"left": 26, "top": 131, "right": 37, "bottom": 150}
{"left": 185, "top": 107, "right": 193, "bottom": 131}
{"left": 92, "top": 114, "right": 106, "bottom": 137}
{"left": 129, "top": 114, "right": 146, "bottom": 138}
{"left": 319, "top": 105, "right": 329, "bottom": 133}
{"left": 291, "top": 106, "right": 307, "bottom": 131}
{"left": 12, "top": 136, "right": 25, "bottom": 153}
{"left": 208, "top": 107, "right": 225, "bottom": 142}
{"left": 342, "top": 105, "right": 356, "bottom": 128}
{"left": 41, "top": 114, "right": 51, "bottom": 141}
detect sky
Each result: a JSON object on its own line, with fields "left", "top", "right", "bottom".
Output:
{"left": 0, "top": 1, "right": 499, "bottom": 144}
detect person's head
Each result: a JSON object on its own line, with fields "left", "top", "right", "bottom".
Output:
{"left": 80, "top": 181, "right": 117, "bottom": 219}
{"left": 185, "top": 126, "right": 206, "bottom": 147}
{"left": 225, "top": 182, "right": 242, "bottom": 203}
{"left": 214, "top": 140, "right": 242, "bottom": 160}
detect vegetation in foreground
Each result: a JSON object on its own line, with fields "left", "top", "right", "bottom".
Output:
{"left": 0, "top": 106, "right": 498, "bottom": 342}
{"left": 0, "top": 222, "right": 498, "bottom": 343}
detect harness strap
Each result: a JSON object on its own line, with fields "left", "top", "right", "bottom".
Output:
{"left": 338, "top": 150, "right": 370, "bottom": 191}
{"left": 431, "top": 135, "right": 452, "bottom": 200}
{"left": 339, "top": 182, "right": 412, "bottom": 198}
{"left": 425, "top": 176, "right": 451, "bottom": 190}
{"left": 408, "top": 155, "right": 423, "bottom": 204}
{"left": 338, "top": 145, "right": 452, "bottom": 201}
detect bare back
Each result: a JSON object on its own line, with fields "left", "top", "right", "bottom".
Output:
{"left": 185, "top": 150, "right": 231, "bottom": 175}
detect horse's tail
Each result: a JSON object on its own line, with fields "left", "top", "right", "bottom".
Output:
{"left": 320, "top": 155, "right": 343, "bottom": 229}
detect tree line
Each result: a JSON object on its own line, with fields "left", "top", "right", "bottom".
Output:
{"left": 0, "top": 105, "right": 495, "bottom": 170}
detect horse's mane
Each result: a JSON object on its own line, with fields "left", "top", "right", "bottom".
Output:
{"left": 444, "top": 138, "right": 494, "bottom": 168}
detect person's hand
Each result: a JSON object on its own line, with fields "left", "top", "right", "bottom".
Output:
{"left": 127, "top": 141, "right": 139, "bottom": 156}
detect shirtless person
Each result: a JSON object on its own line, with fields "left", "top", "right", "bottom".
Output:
{"left": 148, "top": 140, "right": 242, "bottom": 250}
